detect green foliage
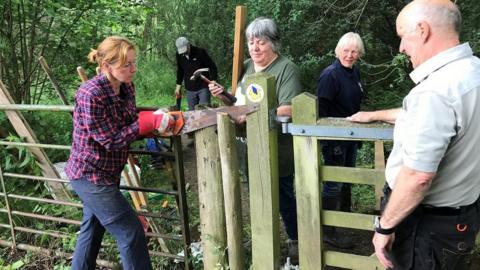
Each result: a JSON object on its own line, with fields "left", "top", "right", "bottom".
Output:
{"left": 134, "top": 57, "right": 178, "bottom": 108}
{"left": 356, "top": 141, "right": 374, "bottom": 167}
{"left": 0, "top": 135, "right": 41, "bottom": 175}
{"left": 21, "top": 112, "right": 72, "bottom": 163}
{"left": 352, "top": 184, "right": 376, "bottom": 214}
{"left": 0, "top": 259, "right": 25, "bottom": 270}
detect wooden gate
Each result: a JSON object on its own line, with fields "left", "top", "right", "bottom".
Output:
{"left": 196, "top": 73, "right": 391, "bottom": 269}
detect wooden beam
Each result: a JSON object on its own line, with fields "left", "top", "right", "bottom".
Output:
{"left": 292, "top": 92, "right": 323, "bottom": 269}
{"left": 230, "top": 6, "right": 247, "bottom": 96}
{"left": 217, "top": 112, "right": 244, "bottom": 270}
{"left": 38, "top": 56, "right": 69, "bottom": 106}
{"left": 374, "top": 141, "right": 385, "bottom": 210}
{"left": 246, "top": 73, "right": 280, "bottom": 269}
{"left": 324, "top": 251, "right": 385, "bottom": 269}
{"left": 322, "top": 210, "right": 376, "bottom": 231}
{"left": 76, "top": 67, "right": 88, "bottom": 83}
{"left": 196, "top": 126, "right": 227, "bottom": 269}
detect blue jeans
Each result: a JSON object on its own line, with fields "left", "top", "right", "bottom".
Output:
{"left": 321, "top": 141, "right": 358, "bottom": 198}
{"left": 279, "top": 175, "right": 298, "bottom": 240}
{"left": 70, "top": 178, "right": 152, "bottom": 270}
{"left": 186, "top": 88, "right": 211, "bottom": 111}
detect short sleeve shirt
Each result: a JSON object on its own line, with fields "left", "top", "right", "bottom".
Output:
{"left": 386, "top": 43, "right": 480, "bottom": 207}
{"left": 235, "top": 55, "right": 303, "bottom": 177}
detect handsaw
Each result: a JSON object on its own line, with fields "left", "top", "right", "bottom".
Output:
{"left": 166, "top": 104, "right": 259, "bottom": 135}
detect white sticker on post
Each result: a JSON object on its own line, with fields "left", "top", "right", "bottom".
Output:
{"left": 246, "top": 84, "right": 264, "bottom": 103}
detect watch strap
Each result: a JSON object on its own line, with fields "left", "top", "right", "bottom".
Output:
{"left": 374, "top": 216, "right": 396, "bottom": 235}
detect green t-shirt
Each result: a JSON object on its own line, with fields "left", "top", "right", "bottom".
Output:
{"left": 235, "top": 55, "right": 303, "bottom": 177}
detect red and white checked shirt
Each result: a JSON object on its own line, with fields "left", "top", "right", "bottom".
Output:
{"left": 65, "top": 74, "right": 139, "bottom": 185}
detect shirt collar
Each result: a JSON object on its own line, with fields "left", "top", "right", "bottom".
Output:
{"left": 98, "top": 73, "right": 128, "bottom": 99}
{"left": 409, "top": 43, "right": 473, "bottom": 84}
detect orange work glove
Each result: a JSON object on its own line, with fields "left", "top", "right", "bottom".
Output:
{"left": 138, "top": 110, "right": 175, "bottom": 137}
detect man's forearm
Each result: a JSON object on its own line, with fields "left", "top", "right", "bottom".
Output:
{"left": 347, "top": 108, "right": 400, "bottom": 124}
{"left": 380, "top": 166, "right": 434, "bottom": 229}
{"left": 375, "top": 108, "right": 400, "bottom": 124}
{"left": 277, "top": 105, "right": 292, "bottom": 117}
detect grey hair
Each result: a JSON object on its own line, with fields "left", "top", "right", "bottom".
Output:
{"left": 404, "top": 1, "right": 461, "bottom": 34}
{"left": 335, "top": 32, "right": 365, "bottom": 58}
{"left": 245, "top": 17, "right": 281, "bottom": 53}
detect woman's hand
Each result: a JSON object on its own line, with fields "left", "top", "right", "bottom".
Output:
{"left": 208, "top": 83, "right": 224, "bottom": 97}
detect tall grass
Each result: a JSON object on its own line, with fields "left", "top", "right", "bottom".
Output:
{"left": 134, "top": 57, "right": 181, "bottom": 109}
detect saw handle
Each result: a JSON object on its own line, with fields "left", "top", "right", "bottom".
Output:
{"left": 168, "top": 111, "right": 184, "bottom": 135}
{"left": 200, "top": 75, "right": 237, "bottom": 105}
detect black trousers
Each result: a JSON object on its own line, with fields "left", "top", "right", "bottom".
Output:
{"left": 381, "top": 185, "right": 480, "bottom": 270}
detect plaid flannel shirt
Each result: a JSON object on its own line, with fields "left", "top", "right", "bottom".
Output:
{"left": 65, "top": 74, "right": 139, "bottom": 185}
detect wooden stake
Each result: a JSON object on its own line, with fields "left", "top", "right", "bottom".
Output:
{"left": 38, "top": 56, "right": 69, "bottom": 105}
{"left": 196, "top": 126, "right": 227, "bottom": 269}
{"left": 217, "top": 112, "right": 244, "bottom": 270}
{"left": 231, "top": 6, "right": 247, "bottom": 96}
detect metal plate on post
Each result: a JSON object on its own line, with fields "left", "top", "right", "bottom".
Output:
{"left": 286, "top": 124, "right": 393, "bottom": 140}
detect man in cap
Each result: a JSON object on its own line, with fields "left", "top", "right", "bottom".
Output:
{"left": 174, "top": 37, "right": 218, "bottom": 111}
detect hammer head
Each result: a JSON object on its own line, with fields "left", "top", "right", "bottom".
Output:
{"left": 190, "top": 68, "right": 209, "bottom": 81}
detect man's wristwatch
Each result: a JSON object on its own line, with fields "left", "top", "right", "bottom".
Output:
{"left": 374, "top": 216, "right": 396, "bottom": 235}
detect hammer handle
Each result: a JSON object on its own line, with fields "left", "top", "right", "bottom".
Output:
{"left": 200, "top": 75, "right": 237, "bottom": 105}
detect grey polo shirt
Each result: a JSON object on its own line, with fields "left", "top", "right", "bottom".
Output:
{"left": 386, "top": 43, "right": 480, "bottom": 207}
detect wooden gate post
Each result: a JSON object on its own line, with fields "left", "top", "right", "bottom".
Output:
{"left": 231, "top": 5, "right": 247, "bottom": 96}
{"left": 292, "top": 92, "right": 323, "bottom": 268}
{"left": 195, "top": 126, "right": 227, "bottom": 269}
{"left": 217, "top": 112, "right": 245, "bottom": 270}
{"left": 245, "top": 73, "right": 280, "bottom": 269}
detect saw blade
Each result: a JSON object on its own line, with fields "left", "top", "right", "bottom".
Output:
{"left": 181, "top": 104, "right": 259, "bottom": 134}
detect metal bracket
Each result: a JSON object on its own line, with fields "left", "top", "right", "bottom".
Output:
{"left": 283, "top": 123, "right": 393, "bottom": 140}
{"left": 275, "top": 115, "right": 292, "bottom": 133}
{"left": 268, "top": 109, "right": 278, "bottom": 129}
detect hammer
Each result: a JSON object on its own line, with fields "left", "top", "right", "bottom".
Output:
{"left": 190, "top": 68, "right": 237, "bottom": 105}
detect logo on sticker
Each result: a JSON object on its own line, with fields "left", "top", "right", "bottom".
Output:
{"left": 246, "top": 84, "right": 264, "bottom": 103}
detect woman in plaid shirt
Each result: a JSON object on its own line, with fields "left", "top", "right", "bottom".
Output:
{"left": 66, "top": 36, "right": 174, "bottom": 270}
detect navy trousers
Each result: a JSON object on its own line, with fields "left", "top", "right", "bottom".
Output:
{"left": 186, "top": 88, "right": 211, "bottom": 111}
{"left": 279, "top": 175, "right": 298, "bottom": 240}
{"left": 70, "top": 178, "right": 152, "bottom": 270}
{"left": 321, "top": 141, "right": 358, "bottom": 198}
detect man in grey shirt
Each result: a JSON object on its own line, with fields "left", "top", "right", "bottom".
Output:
{"left": 349, "top": 0, "right": 480, "bottom": 269}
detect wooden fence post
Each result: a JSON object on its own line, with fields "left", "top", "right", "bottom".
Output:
{"left": 292, "top": 93, "right": 323, "bottom": 268}
{"left": 245, "top": 73, "right": 280, "bottom": 269}
{"left": 196, "top": 126, "right": 227, "bottom": 269}
{"left": 374, "top": 141, "right": 385, "bottom": 210}
{"left": 217, "top": 112, "right": 245, "bottom": 270}
{"left": 231, "top": 5, "right": 247, "bottom": 96}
